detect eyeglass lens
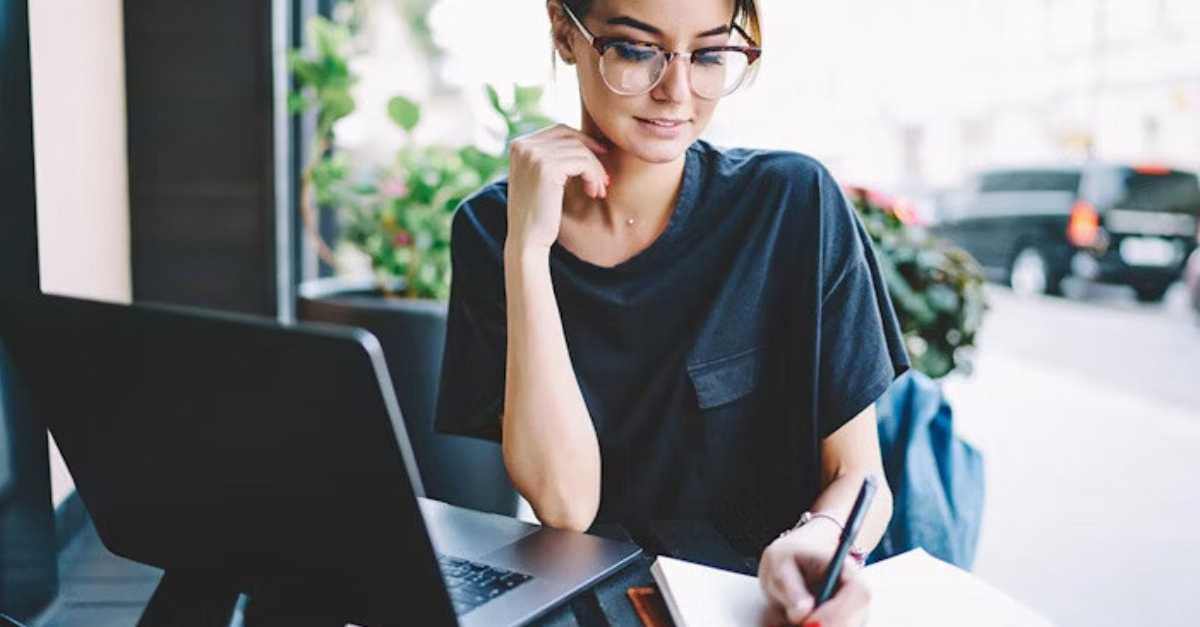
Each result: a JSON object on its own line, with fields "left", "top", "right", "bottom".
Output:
{"left": 599, "top": 41, "right": 751, "bottom": 98}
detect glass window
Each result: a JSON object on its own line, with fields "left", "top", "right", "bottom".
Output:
{"left": 978, "top": 170, "right": 1081, "bottom": 193}
{"left": 1119, "top": 169, "right": 1200, "bottom": 213}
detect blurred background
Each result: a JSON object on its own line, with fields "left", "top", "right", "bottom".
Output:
{"left": 2, "top": 1, "right": 1198, "bottom": 626}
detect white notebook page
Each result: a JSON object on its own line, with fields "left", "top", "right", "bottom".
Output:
{"left": 650, "top": 548, "right": 1054, "bottom": 627}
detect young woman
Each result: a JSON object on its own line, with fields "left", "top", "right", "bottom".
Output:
{"left": 435, "top": 1, "right": 909, "bottom": 625}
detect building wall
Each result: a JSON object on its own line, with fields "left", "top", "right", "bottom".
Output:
{"left": 28, "top": 0, "right": 132, "bottom": 507}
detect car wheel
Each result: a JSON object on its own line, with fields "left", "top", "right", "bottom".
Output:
{"left": 1010, "top": 247, "right": 1058, "bottom": 296}
{"left": 1133, "top": 281, "right": 1171, "bottom": 303}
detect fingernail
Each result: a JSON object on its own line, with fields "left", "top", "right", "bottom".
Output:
{"left": 802, "top": 622, "right": 821, "bottom": 627}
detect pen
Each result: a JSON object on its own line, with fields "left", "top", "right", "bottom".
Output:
{"left": 814, "top": 476, "right": 877, "bottom": 607}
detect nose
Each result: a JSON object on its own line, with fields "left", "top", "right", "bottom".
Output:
{"left": 650, "top": 54, "right": 690, "bottom": 103}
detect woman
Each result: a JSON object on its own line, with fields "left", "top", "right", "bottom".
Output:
{"left": 435, "top": 1, "right": 910, "bottom": 625}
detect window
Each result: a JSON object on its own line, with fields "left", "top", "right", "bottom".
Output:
{"left": 1120, "top": 170, "right": 1200, "bottom": 213}
{"left": 978, "top": 170, "right": 1082, "bottom": 193}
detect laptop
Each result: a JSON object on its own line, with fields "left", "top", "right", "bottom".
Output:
{"left": 0, "top": 294, "right": 640, "bottom": 625}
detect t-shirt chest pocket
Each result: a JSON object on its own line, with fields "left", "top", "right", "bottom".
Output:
{"left": 686, "top": 345, "right": 765, "bottom": 411}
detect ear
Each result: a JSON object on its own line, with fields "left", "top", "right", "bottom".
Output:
{"left": 546, "top": 1, "right": 578, "bottom": 65}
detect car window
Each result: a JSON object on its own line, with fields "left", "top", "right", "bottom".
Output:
{"left": 978, "top": 170, "right": 1081, "bottom": 193}
{"left": 1119, "top": 170, "right": 1200, "bottom": 213}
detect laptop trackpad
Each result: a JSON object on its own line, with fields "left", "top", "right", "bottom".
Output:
{"left": 419, "top": 498, "right": 539, "bottom": 559}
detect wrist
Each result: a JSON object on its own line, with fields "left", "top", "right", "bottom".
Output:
{"left": 781, "top": 515, "right": 840, "bottom": 547}
{"left": 777, "top": 511, "right": 868, "bottom": 565}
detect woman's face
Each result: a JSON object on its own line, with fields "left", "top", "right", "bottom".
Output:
{"left": 553, "top": 0, "right": 738, "bottom": 164}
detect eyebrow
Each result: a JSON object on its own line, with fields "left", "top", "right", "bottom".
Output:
{"left": 605, "top": 15, "right": 730, "bottom": 39}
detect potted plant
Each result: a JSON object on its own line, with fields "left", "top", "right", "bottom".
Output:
{"left": 845, "top": 186, "right": 988, "bottom": 379}
{"left": 288, "top": 15, "right": 552, "bottom": 516}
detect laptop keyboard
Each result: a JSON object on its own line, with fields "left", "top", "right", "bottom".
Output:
{"left": 436, "top": 553, "right": 534, "bottom": 615}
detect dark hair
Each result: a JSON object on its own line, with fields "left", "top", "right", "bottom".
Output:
{"left": 555, "top": 0, "right": 763, "bottom": 49}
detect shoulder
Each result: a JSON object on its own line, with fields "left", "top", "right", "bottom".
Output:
{"left": 451, "top": 178, "right": 510, "bottom": 257}
{"left": 698, "top": 140, "right": 852, "bottom": 237}
{"left": 696, "top": 139, "right": 833, "bottom": 193}
{"left": 448, "top": 179, "right": 511, "bottom": 303}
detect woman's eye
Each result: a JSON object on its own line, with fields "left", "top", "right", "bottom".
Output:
{"left": 695, "top": 51, "right": 725, "bottom": 66}
{"left": 613, "top": 41, "right": 658, "bottom": 62}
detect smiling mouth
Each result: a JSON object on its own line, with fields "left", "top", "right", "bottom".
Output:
{"left": 635, "top": 117, "right": 689, "bottom": 127}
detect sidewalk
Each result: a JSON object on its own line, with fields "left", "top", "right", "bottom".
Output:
{"left": 942, "top": 347, "right": 1200, "bottom": 627}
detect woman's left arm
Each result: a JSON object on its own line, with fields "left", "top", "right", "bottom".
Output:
{"left": 757, "top": 405, "right": 892, "bottom": 627}
{"left": 809, "top": 404, "right": 893, "bottom": 554}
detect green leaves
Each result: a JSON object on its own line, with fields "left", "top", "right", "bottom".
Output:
{"left": 287, "top": 91, "right": 309, "bottom": 115}
{"left": 848, "top": 188, "right": 989, "bottom": 379}
{"left": 485, "top": 84, "right": 502, "bottom": 114}
{"left": 358, "top": 82, "right": 552, "bottom": 299}
{"left": 387, "top": 95, "right": 421, "bottom": 132}
{"left": 289, "top": 16, "right": 357, "bottom": 138}
{"left": 290, "top": 12, "right": 555, "bottom": 301}
{"left": 513, "top": 85, "right": 544, "bottom": 111}
{"left": 485, "top": 83, "right": 555, "bottom": 148}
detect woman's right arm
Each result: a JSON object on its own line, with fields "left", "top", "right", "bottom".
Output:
{"left": 500, "top": 125, "right": 610, "bottom": 532}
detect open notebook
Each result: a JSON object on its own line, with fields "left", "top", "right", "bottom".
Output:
{"left": 650, "top": 548, "right": 1055, "bottom": 627}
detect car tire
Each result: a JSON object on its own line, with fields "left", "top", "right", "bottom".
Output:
{"left": 1009, "top": 246, "right": 1061, "bottom": 296}
{"left": 1133, "top": 281, "right": 1171, "bottom": 303}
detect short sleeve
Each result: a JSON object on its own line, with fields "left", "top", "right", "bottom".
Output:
{"left": 813, "top": 167, "right": 910, "bottom": 438}
{"left": 433, "top": 203, "right": 507, "bottom": 442}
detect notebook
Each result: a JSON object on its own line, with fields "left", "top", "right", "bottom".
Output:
{"left": 649, "top": 548, "right": 1055, "bottom": 627}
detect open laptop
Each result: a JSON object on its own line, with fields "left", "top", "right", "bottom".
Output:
{"left": 0, "top": 294, "right": 640, "bottom": 625}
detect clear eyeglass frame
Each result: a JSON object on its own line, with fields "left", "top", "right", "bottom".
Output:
{"left": 560, "top": 3, "right": 762, "bottom": 100}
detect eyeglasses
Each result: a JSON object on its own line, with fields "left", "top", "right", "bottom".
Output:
{"left": 561, "top": 4, "right": 762, "bottom": 100}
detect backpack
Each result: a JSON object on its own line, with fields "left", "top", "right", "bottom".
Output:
{"left": 869, "top": 371, "right": 985, "bottom": 570}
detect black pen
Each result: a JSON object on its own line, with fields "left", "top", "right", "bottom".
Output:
{"left": 814, "top": 476, "right": 877, "bottom": 607}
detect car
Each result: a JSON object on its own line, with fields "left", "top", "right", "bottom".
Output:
{"left": 931, "top": 164, "right": 1200, "bottom": 301}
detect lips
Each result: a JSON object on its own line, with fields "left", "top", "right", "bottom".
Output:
{"left": 635, "top": 117, "right": 688, "bottom": 127}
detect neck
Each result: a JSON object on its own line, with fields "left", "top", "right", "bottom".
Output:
{"left": 563, "top": 113, "right": 688, "bottom": 232}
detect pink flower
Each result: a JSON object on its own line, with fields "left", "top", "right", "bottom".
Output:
{"left": 380, "top": 176, "right": 409, "bottom": 199}
{"left": 393, "top": 229, "right": 412, "bottom": 247}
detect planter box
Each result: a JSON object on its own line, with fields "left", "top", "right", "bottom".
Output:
{"left": 298, "top": 278, "right": 518, "bottom": 516}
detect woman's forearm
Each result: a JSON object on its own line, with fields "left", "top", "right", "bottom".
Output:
{"left": 500, "top": 242, "right": 601, "bottom": 531}
{"left": 807, "top": 469, "right": 893, "bottom": 555}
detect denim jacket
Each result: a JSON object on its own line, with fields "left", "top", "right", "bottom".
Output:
{"left": 869, "top": 371, "right": 985, "bottom": 570}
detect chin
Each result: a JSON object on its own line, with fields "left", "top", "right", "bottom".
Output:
{"left": 621, "top": 132, "right": 695, "bottom": 164}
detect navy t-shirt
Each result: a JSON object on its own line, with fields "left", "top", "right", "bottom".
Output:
{"left": 434, "top": 139, "right": 909, "bottom": 556}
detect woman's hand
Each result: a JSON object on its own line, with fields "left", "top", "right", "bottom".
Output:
{"left": 758, "top": 522, "right": 871, "bottom": 627}
{"left": 505, "top": 124, "right": 610, "bottom": 253}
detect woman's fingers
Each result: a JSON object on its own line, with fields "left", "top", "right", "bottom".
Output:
{"left": 514, "top": 124, "right": 611, "bottom": 198}
{"left": 805, "top": 569, "right": 871, "bottom": 627}
{"left": 553, "top": 155, "right": 608, "bottom": 199}
{"left": 759, "top": 549, "right": 816, "bottom": 623}
{"left": 560, "top": 146, "right": 610, "bottom": 198}
{"left": 552, "top": 144, "right": 609, "bottom": 197}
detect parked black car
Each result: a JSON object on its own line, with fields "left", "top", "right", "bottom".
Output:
{"left": 932, "top": 165, "right": 1200, "bottom": 301}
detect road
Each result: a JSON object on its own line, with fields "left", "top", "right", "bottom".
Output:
{"left": 941, "top": 280, "right": 1200, "bottom": 627}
